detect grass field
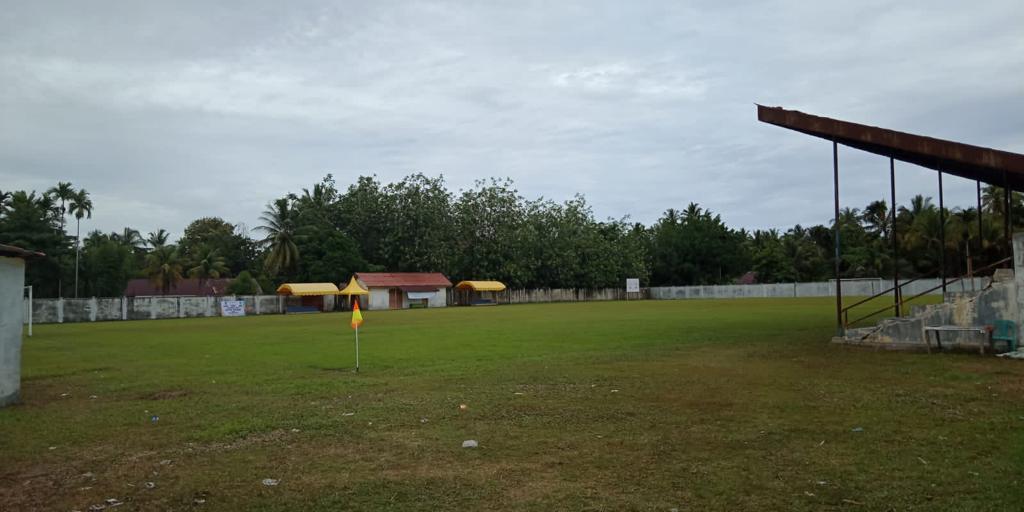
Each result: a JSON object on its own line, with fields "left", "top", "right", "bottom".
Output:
{"left": 2, "top": 298, "right": 1023, "bottom": 511}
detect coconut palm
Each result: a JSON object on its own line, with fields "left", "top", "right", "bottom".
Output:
{"left": 147, "top": 228, "right": 170, "bottom": 249}
{"left": 0, "top": 189, "right": 11, "bottom": 216}
{"left": 861, "top": 200, "right": 890, "bottom": 238}
{"left": 116, "top": 227, "right": 145, "bottom": 252}
{"left": 46, "top": 182, "right": 75, "bottom": 232}
{"left": 69, "top": 188, "right": 94, "bottom": 298}
{"left": 145, "top": 245, "right": 184, "bottom": 295}
{"left": 257, "top": 198, "right": 300, "bottom": 276}
{"left": 187, "top": 246, "right": 229, "bottom": 291}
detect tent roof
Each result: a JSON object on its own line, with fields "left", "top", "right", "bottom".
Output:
{"left": 757, "top": 105, "right": 1024, "bottom": 190}
{"left": 338, "top": 277, "right": 369, "bottom": 295}
{"left": 455, "top": 280, "right": 507, "bottom": 292}
{"left": 276, "top": 282, "right": 340, "bottom": 296}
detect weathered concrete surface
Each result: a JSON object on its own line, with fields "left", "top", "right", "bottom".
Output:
{"left": 1, "top": 256, "right": 26, "bottom": 407}
{"left": 845, "top": 271, "right": 1017, "bottom": 350}
{"left": 23, "top": 295, "right": 287, "bottom": 324}
{"left": 650, "top": 278, "right": 986, "bottom": 301}
{"left": 96, "top": 298, "right": 122, "bottom": 321}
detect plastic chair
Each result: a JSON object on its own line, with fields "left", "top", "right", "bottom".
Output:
{"left": 991, "top": 320, "right": 1018, "bottom": 352}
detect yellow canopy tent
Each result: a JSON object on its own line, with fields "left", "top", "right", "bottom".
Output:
{"left": 276, "top": 283, "right": 341, "bottom": 296}
{"left": 338, "top": 277, "right": 369, "bottom": 295}
{"left": 338, "top": 276, "right": 369, "bottom": 310}
{"left": 454, "top": 280, "right": 507, "bottom": 305}
{"left": 455, "top": 280, "right": 507, "bottom": 292}
{"left": 276, "top": 283, "right": 341, "bottom": 313}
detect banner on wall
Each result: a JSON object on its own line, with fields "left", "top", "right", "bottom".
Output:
{"left": 220, "top": 299, "right": 246, "bottom": 317}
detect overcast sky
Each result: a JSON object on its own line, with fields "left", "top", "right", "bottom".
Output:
{"left": 2, "top": 1, "right": 1022, "bottom": 240}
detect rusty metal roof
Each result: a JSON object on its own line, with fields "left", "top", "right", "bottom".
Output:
{"left": 355, "top": 272, "right": 452, "bottom": 288}
{"left": 757, "top": 105, "right": 1024, "bottom": 190}
{"left": 0, "top": 243, "right": 45, "bottom": 259}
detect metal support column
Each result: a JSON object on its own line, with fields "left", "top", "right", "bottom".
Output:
{"left": 1005, "top": 171, "right": 1012, "bottom": 264}
{"left": 939, "top": 171, "right": 946, "bottom": 294}
{"left": 833, "top": 141, "right": 843, "bottom": 335}
{"left": 890, "top": 158, "right": 900, "bottom": 316}
{"left": 977, "top": 180, "right": 983, "bottom": 257}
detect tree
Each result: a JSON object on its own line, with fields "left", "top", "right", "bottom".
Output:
{"left": 69, "top": 188, "right": 93, "bottom": 298}
{"left": 649, "top": 204, "right": 748, "bottom": 285}
{"left": 187, "top": 246, "right": 229, "bottom": 290}
{"left": 147, "top": 229, "right": 170, "bottom": 249}
{"left": 80, "top": 231, "right": 134, "bottom": 297}
{"left": 145, "top": 245, "right": 184, "bottom": 295}
{"left": 0, "top": 190, "right": 69, "bottom": 297}
{"left": 0, "top": 189, "right": 11, "bottom": 216}
{"left": 46, "top": 182, "right": 75, "bottom": 232}
{"left": 257, "top": 197, "right": 300, "bottom": 277}
{"left": 226, "top": 270, "right": 262, "bottom": 295}
{"left": 179, "top": 217, "right": 255, "bottom": 275}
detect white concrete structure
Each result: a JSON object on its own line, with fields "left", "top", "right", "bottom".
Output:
{"left": 2, "top": 245, "right": 42, "bottom": 407}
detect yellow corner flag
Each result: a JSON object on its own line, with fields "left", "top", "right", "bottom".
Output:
{"left": 350, "top": 301, "right": 363, "bottom": 329}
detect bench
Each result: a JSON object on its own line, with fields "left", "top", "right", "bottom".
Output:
{"left": 923, "top": 326, "right": 992, "bottom": 355}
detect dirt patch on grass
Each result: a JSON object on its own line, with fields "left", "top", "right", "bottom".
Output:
{"left": 145, "top": 389, "right": 189, "bottom": 400}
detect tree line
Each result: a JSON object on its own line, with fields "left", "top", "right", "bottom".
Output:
{"left": 2, "top": 175, "right": 1020, "bottom": 298}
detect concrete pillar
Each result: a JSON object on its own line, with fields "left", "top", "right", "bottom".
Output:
{"left": 57, "top": 298, "right": 64, "bottom": 324}
{"left": 1013, "top": 233, "right": 1024, "bottom": 327}
{"left": 89, "top": 297, "right": 97, "bottom": 322}
{"left": 150, "top": 299, "right": 156, "bottom": 320}
{"left": 121, "top": 297, "right": 127, "bottom": 320}
{"left": 255, "top": 296, "right": 261, "bottom": 315}
{"left": 1, "top": 257, "right": 26, "bottom": 407}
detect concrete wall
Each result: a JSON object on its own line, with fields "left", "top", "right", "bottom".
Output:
{"left": 24, "top": 295, "right": 286, "bottom": 324}
{"left": 1, "top": 256, "right": 26, "bottom": 407}
{"left": 650, "top": 277, "right": 987, "bottom": 301}
{"left": 21, "top": 276, "right": 992, "bottom": 325}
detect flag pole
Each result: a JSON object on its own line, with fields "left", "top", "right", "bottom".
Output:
{"left": 355, "top": 325, "right": 360, "bottom": 373}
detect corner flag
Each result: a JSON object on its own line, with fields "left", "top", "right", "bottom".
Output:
{"left": 350, "top": 301, "right": 363, "bottom": 329}
{"left": 350, "top": 301, "right": 363, "bottom": 372}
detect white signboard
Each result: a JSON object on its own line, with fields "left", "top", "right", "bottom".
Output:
{"left": 221, "top": 299, "right": 246, "bottom": 317}
{"left": 626, "top": 278, "right": 640, "bottom": 293}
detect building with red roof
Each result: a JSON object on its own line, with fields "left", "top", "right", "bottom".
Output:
{"left": 354, "top": 272, "right": 452, "bottom": 310}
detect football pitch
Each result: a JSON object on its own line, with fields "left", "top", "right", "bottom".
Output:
{"left": 3, "top": 298, "right": 1023, "bottom": 511}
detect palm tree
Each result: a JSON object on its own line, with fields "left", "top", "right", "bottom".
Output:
{"left": 0, "top": 189, "right": 11, "bottom": 216}
{"left": 46, "top": 182, "right": 75, "bottom": 232}
{"left": 188, "top": 246, "right": 229, "bottom": 291}
{"left": 147, "top": 228, "right": 170, "bottom": 249}
{"left": 116, "top": 227, "right": 145, "bottom": 252}
{"left": 145, "top": 245, "right": 184, "bottom": 295}
{"left": 69, "top": 189, "right": 94, "bottom": 298}
{"left": 257, "top": 198, "right": 300, "bottom": 276}
{"left": 861, "top": 200, "right": 890, "bottom": 238}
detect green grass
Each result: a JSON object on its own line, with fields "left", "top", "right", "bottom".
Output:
{"left": 2, "top": 298, "right": 1023, "bottom": 511}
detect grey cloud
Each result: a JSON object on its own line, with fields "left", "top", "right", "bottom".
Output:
{"left": 1, "top": 0, "right": 1022, "bottom": 240}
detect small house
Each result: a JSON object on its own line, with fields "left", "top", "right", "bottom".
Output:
{"left": 355, "top": 272, "right": 452, "bottom": 310}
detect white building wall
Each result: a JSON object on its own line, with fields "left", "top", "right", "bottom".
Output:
{"left": 1, "top": 256, "right": 26, "bottom": 407}
{"left": 427, "top": 290, "right": 447, "bottom": 308}
{"left": 368, "top": 288, "right": 390, "bottom": 310}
